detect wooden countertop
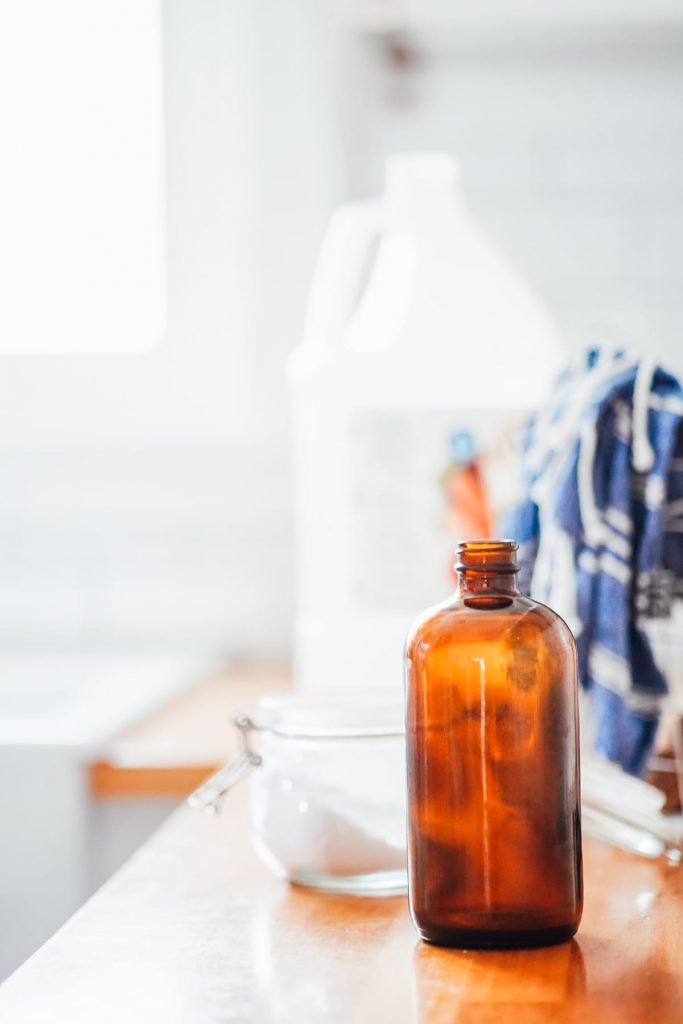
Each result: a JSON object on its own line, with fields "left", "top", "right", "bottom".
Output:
{"left": 2, "top": 769, "right": 683, "bottom": 1021}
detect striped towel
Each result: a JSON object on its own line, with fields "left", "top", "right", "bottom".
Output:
{"left": 505, "top": 349, "right": 683, "bottom": 776}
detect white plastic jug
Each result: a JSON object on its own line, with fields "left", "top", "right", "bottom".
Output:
{"left": 289, "top": 154, "right": 563, "bottom": 693}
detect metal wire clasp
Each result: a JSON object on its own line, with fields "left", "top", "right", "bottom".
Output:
{"left": 187, "top": 713, "right": 262, "bottom": 815}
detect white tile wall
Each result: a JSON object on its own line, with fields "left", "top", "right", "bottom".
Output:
{"left": 0, "top": 445, "right": 292, "bottom": 654}
{"left": 356, "top": 22, "right": 683, "bottom": 374}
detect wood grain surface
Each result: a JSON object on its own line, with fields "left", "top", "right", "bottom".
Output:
{"left": 1, "top": 775, "right": 682, "bottom": 1022}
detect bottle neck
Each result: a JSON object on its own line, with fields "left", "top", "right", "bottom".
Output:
{"left": 453, "top": 540, "right": 520, "bottom": 607}
{"left": 456, "top": 569, "right": 519, "bottom": 598}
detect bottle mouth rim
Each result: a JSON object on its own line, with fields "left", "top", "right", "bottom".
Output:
{"left": 456, "top": 539, "right": 517, "bottom": 552}
{"left": 455, "top": 539, "right": 518, "bottom": 572}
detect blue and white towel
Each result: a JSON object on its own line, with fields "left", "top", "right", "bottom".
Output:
{"left": 505, "top": 349, "right": 683, "bottom": 776}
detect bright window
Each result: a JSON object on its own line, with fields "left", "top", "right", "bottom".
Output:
{"left": 0, "top": 1, "right": 165, "bottom": 354}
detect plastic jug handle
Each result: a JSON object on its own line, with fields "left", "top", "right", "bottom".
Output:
{"left": 302, "top": 199, "right": 384, "bottom": 350}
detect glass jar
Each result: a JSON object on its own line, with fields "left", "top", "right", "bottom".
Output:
{"left": 405, "top": 539, "right": 583, "bottom": 948}
{"left": 189, "top": 692, "right": 407, "bottom": 895}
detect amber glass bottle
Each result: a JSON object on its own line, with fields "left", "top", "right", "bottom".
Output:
{"left": 405, "top": 540, "right": 582, "bottom": 948}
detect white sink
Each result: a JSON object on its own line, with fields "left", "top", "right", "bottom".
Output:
{"left": 0, "top": 652, "right": 203, "bottom": 750}
{"left": 0, "top": 649, "right": 208, "bottom": 980}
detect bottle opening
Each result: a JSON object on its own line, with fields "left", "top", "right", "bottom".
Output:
{"left": 455, "top": 539, "right": 518, "bottom": 573}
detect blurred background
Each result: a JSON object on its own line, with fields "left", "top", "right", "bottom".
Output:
{"left": 2, "top": 0, "right": 683, "bottom": 657}
{"left": 2, "top": 0, "right": 683, "bottom": 980}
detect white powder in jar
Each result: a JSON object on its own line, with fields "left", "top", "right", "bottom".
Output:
{"left": 251, "top": 770, "right": 406, "bottom": 878}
